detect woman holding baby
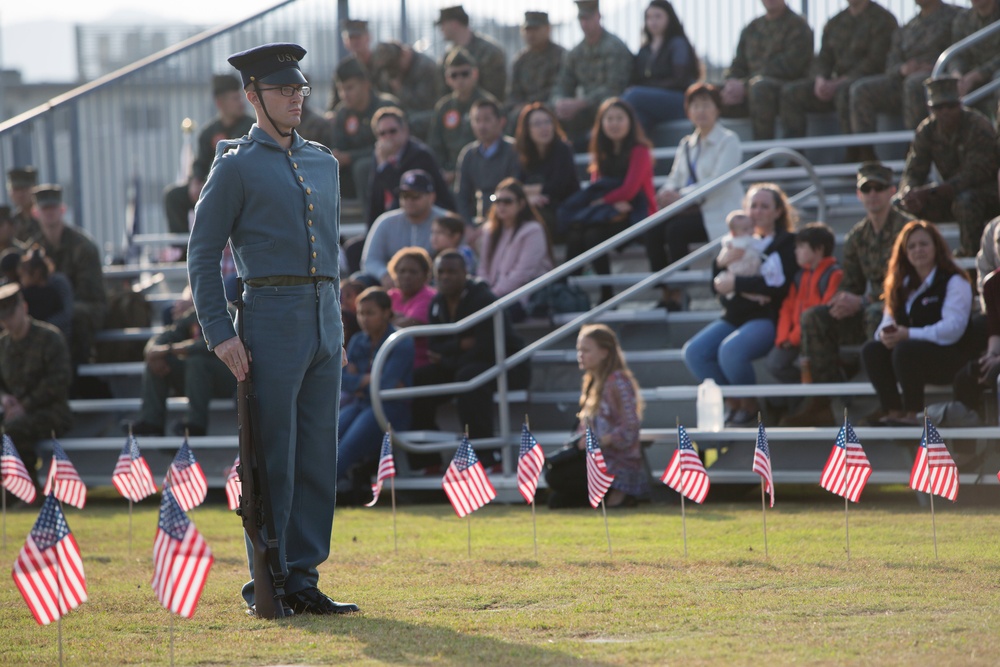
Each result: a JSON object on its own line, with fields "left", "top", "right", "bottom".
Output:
{"left": 682, "top": 183, "right": 800, "bottom": 427}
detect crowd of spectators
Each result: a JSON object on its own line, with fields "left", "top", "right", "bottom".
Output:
{"left": 8, "top": 0, "right": 1000, "bottom": 494}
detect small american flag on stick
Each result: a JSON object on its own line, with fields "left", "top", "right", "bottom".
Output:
{"left": 910, "top": 419, "right": 958, "bottom": 501}
{"left": 112, "top": 435, "right": 157, "bottom": 502}
{"left": 365, "top": 431, "right": 396, "bottom": 507}
{"left": 820, "top": 419, "right": 872, "bottom": 503}
{"left": 224, "top": 455, "right": 241, "bottom": 511}
{"left": 585, "top": 425, "right": 614, "bottom": 509}
{"left": 164, "top": 439, "right": 207, "bottom": 511}
{"left": 1, "top": 433, "right": 36, "bottom": 504}
{"left": 517, "top": 423, "right": 545, "bottom": 504}
{"left": 661, "top": 424, "right": 709, "bottom": 503}
{"left": 152, "top": 489, "right": 214, "bottom": 618}
{"left": 442, "top": 435, "right": 496, "bottom": 517}
{"left": 753, "top": 421, "right": 774, "bottom": 508}
{"left": 43, "top": 438, "right": 86, "bottom": 509}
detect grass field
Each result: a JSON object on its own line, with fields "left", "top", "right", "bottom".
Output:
{"left": 0, "top": 489, "right": 998, "bottom": 666}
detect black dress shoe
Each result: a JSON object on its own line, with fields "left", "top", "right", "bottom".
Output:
{"left": 284, "top": 588, "right": 359, "bottom": 615}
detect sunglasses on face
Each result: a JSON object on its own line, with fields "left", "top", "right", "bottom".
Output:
{"left": 860, "top": 183, "right": 888, "bottom": 194}
{"left": 377, "top": 127, "right": 400, "bottom": 137}
{"left": 447, "top": 69, "right": 472, "bottom": 80}
{"left": 258, "top": 85, "right": 311, "bottom": 97}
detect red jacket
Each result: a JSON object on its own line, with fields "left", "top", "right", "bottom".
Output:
{"left": 775, "top": 255, "right": 843, "bottom": 347}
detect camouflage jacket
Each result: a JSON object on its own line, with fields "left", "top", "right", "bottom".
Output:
{"left": 949, "top": 5, "right": 1000, "bottom": 79}
{"left": 428, "top": 87, "right": 498, "bottom": 172}
{"left": 728, "top": 8, "right": 813, "bottom": 81}
{"left": 901, "top": 107, "right": 999, "bottom": 192}
{"left": 551, "top": 29, "right": 633, "bottom": 106}
{"left": 36, "top": 224, "right": 108, "bottom": 322}
{"left": 443, "top": 32, "right": 508, "bottom": 103}
{"left": 812, "top": 1, "right": 899, "bottom": 79}
{"left": 0, "top": 318, "right": 72, "bottom": 416}
{"left": 839, "top": 208, "right": 909, "bottom": 302}
{"left": 330, "top": 91, "right": 401, "bottom": 164}
{"left": 885, "top": 3, "right": 960, "bottom": 75}
{"left": 508, "top": 41, "right": 567, "bottom": 107}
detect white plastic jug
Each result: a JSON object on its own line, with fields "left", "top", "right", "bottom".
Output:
{"left": 697, "top": 379, "right": 724, "bottom": 432}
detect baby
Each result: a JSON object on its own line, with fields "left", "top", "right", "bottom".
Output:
{"left": 715, "top": 211, "right": 768, "bottom": 303}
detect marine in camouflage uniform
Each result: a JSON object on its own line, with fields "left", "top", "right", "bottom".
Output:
{"left": 897, "top": 78, "right": 1000, "bottom": 255}
{"left": 849, "top": 1, "right": 959, "bottom": 134}
{"left": 550, "top": 2, "right": 633, "bottom": 141}
{"left": 507, "top": 12, "right": 566, "bottom": 123}
{"left": 0, "top": 284, "right": 73, "bottom": 483}
{"left": 947, "top": 2, "right": 1000, "bottom": 114}
{"left": 779, "top": 1, "right": 898, "bottom": 138}
{"left": 781, "top": 163, "right": 908, "bottom": 427}
{"left": 722, "top": 2, "right": 814, "bottom": 140}
{"left": 29, "top": 185, "right": 108, "bottom": 369}
{"left": 370, "top": 41, "right": 443, "bottom": 139}
{"left": 436, "top": 6, "right": 508, "bottom": 103}
{"left": 7, "top": 167, "right": 40, "bottom": 243}
{"left": 429, "top": 49, "right": 499, "bottom": 175}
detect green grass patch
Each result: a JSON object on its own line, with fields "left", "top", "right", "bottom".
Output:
{"left": 0, "top": 496, "right": 998, "bottom": 666}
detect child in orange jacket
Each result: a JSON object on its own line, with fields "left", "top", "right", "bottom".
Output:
{"left": 766, "top": 223, "right": 842, "bottom": 384}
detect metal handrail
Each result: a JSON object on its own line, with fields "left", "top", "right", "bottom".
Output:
{"left": 932, "top": 19, "right": 1000, "bottom": 107}
{"left": 368, "top": 147, "right": 826, "bottom": 465}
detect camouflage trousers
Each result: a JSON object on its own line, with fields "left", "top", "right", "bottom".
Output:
{"left": 720, "top": 76, "right": 784, "bottom": 140}
{"left": 907, "top": 184, "right": 1000, "bottom": 256}
{"left": 779, "top": 77, "right": 854, "bottom": 138}
{"left": 849, "top": 71, "right": 930, "bottom": 133}
{"left": 800, "top": 302, "right": 885, "bottom": 383}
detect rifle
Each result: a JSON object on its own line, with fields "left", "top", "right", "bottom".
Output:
{"left": 235, "top": 283, "right": 292, "bottom": 618}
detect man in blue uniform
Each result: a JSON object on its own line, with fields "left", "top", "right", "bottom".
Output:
{"left": 187, "top": 42, "right": 358, "bottom": 617}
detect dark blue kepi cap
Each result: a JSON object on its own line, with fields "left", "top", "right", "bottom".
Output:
{"left": 227, "top": 43, "right": 308, "bottom": 89}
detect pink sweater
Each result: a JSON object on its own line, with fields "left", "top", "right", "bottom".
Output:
{"left": 389, "top": 284, "right": 436, "bottom": 368}
{"left": 477, "top": 221, "right": 553, "bottom": 301}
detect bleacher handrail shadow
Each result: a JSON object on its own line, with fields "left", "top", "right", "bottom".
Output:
{"left": 368, "top": 147, "right": 827, "bottom": 470}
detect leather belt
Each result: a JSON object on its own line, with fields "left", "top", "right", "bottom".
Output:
{"left": 245, "top": 275, "right": 334, "bottom": 287}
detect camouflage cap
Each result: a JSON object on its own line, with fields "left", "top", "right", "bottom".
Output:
{"left": 856, "top": 161, "right": 893, "bottom": 189}
{"left": 576, "top": 0, "right": 600, "bottom": 17}
{"left": 444, "top": 47, "right": 477, "bottom": 69}
{"left": 335, "top": 57, "right": 369, "bottom": 84}
{"left": 212, "top": 74, "right": 242, "bottom": 96}
{"left": 340, "top": 18, "right": 369, "bottom": 36}
{"left": 436, "top": 6, "right": 470, "bottom": 25}
{"left": 924, "top": 77, "right": 960, "bottom": 107}
{"left": 7, "top": 166, "right": 37, "bottom": 189}
{"left": 32, "top": 183, "right": 63, "bottom": 207}
{"left": 523, "top": 11, "right": 550, "bottom": 28}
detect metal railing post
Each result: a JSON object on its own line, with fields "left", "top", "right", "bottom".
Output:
{"left": 493, "top": 309, "right": 511, "bottom": 473}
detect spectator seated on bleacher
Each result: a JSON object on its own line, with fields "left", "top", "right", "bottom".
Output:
{"left": 893, "top": 77, "right": 1000, "bottom": 258}
{"left": 7, "top": 166, "right": 40, "bottom": 243}
{"left": 778, "top": 0, "right": 897, "bottom": 155}
{"left": 954, "top": 267, "right": 1000, "bottom": 421}
{"left": 719, "top": 0, "right": 813, "bottom": 141}
{"left": 127, "top": 300, "right": 234, "bottom": 437}
{"left": 861, "top": 220, "right": 975, "bottom": 427}
{"left": 368, "top": 107, "right": 454, "bottom": 226}
{"left": 477, "top": 178, "right": 554, "bottom": 322}
{"left": 946, "top": 0, "right": 1000, "bottom": 112}
{"left": 435, "top": 5, "right": 507, "bottom": 104}
{"left": 649, "top": 83, "right": 743, "bottom": 310}
{"left": 329, "top": 58, "right": 400, "bottom": 216}
{"left": 545, "top": 324, "right": 647, "bottom": 509}
{"left": 325, "top": 18, "right": 374, "bottom": 112}
{"left": 506, "top": 12, "right": 566, "bottom": 129}
{"left": 18, "top": 247, "right": 73, "bottom": 341}
{"left": 620, "top": 1, "right": 699, "bottom": 136}
{"left": 849, "top": 0, "right": 958, "bottom": 159}
{"left": 409, "top": 251, "right": 530, "bottom": 468}
{"left": 550, "top": 0, "right": 633, "bottom": 149}
{"left": 558, "top": 98, "right": 657, "bottom": 304}
{"left": 0, "top": 283, "right": 72, "bottom": 493}
{"left": 683, "top": 183, "right": 799, "bottom": 427}
{"left": 337, "top": 287, "right": 414, "bottom": 504}
{"left": 455, "top": 99, "right": 519, "bottom": 226}
{"left": 428, "top": 48, "right": 498, "bottom": 185}
{"left": 341, "top": 276, "right": 367, "bottom": 347}
{"left": 369, "top": 41, "right": 443, "bottom": 140}
{"left": 361, "top": 169, "right": 449, "bottom": 288}
{"left": 513, "top": 103, "right": 580, "bottom": 236}
{"left": 29, "top": 184, "right": 107, "bottom": 375}
{"left": 0, "top": 205, "right": 24, "bottom": 255}
{"left": 430, "top": 214, "right": 477, "bottom": 275}
{"left": 766, "top": 223, "right": 842, "bottom": 389}
{"left": 386, "top": 247, "right": 436, "bottom": 368}
{"left": 782, "top": 162, "right": 907, "bottom": 427}
{"left": 163, "top": 74, "right": 253, "bottom": 239}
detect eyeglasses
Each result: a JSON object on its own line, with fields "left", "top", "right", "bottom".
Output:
{"left": 258, "top": 85, "right": 311, "bottom": 97}
{"left": 490, "top": 194, "right": 517, "bottom": 206}
{"left": 378, "top": 127, "right": 400, "bottom": 137}
{"left": 859, "top": 183, "right": 888, "bottom": 194}
{"left": 447, "top": 69, "right": 472, "bottom": 80}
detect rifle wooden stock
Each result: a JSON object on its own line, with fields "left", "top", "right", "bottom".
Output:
{"left": 236, "top": 300, "right": 291, "bottom": 618}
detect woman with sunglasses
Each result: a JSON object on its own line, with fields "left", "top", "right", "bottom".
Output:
{"left": 477, "top": 177, "right": 554, "bottom": 322}
{"left": 513, "top": 103, "right": 580, "bottom": 235}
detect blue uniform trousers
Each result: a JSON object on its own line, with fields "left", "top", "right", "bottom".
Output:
{"left": 239, "top": 280, "right": 343, "bottom": 606}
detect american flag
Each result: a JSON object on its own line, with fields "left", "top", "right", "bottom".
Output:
{"left": 661, "top": 424, "right": 709, "bottom": 504}
{"left": 164, "top": 439, "right": 207, "bottom": 511}
{"left": 910, "top": 419, "right": 958, "bottom": 502}
{"left": 112, "top": 435, "right": 157, "bottom": 502}
{"left": 43, "top": 438, "right": 86, "bottom": 509}
{"left": 225, "top": 455, "right": 241, "bottom": 512}
{"left": 152, "top": 489, "right": 214, "bottom": 618}
{"left": 752, "top": 421, "right": 774, "bottom": 508}
{"left": 820, "top": 419, "right": 872, "bottom": 503}
{"left": 1, "top": 433, "right": 36, "bottom": 504}
{"left": 12, "top": 494, "right": 87, "bottom": 625}
{"left": 442, "top": 435, "right": 496, "bottom": 517}
{"left": 585, "top": 425, "right": 615, "bottom": 509}
{"left": 365, "top": 431, "right": 396, "bottom": 508}
{"left": 516, "top": 423, "right": 545, "bottom": 504}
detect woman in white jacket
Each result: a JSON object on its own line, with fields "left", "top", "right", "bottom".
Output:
{"left": 646, "top": 82, "right": 744, "bottom": 310}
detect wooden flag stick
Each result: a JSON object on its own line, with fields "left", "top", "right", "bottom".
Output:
{"left": 601, "top": 499, "right": 613, "bottom": 558}
{"left": 467, "top": 514, "right": 472, "bottom": 559}
{"left": 128, "top": 499, "right": 133, "bottom": 556}
{"left": 760, "top": 479, "right": 769, "bottom": 558}
{"left": 843, "top": 408, "right": 850, "bottom": 561}
{"left": 676, "top": 417, "right": 688, "bottom": 558}
{"left": 929, "top": 491, "right": 939, "bottom": 560}
{"left": 924, "top": 413, "right": 939, "bottom": 560}
{"left": 526, "top": 414, "right": 538, "bottom": 559}
{"left": 57, "top": 555, "right": 64, "bottom": 667}
{"left": 2, "top": 486, "right": 6, "bottom": 553}
{"left": 388, "top": 424, "right": 398, "bottom": 555}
